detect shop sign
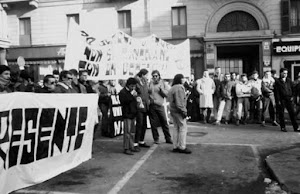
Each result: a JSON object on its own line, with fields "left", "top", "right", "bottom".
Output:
{"left": 273, "top": 41, "right": 300, "bottom": 55}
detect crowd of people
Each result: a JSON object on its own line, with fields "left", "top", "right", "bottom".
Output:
{"left": 1, "top": 64, "right": 299, "bottom": 156}
{"left": 187, "top": 67, "right": 300, "bottom": 133}
{"left": 0, "top": 65, "right": 191, "bottom": 155}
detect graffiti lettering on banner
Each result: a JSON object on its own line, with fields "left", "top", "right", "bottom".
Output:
{"left": 0, "top": 107, "right": 87, "bottom": 169}
{"left": 109, "top": 94, "right": 124, "bottom": 137}
{"left": 0, "top": 93, "right": 98, "bottom": 194}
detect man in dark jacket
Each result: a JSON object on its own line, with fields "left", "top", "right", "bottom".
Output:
{"left": 119, "top": 77, "right": 139, "bottom": 155}
{"left": 54, "top": 70, "right": 77, "bottom": 93}
{"left": 134, "top": 69, "right": 151, "bottom": 150}
{"left": 36, "top": 74, "right": 56, "bottom": 93}
{"left": 79, "top": 70, "right": 94, "bottom": 93}
{"left": 274, "top": 68, "right": 299, "bottom": 132}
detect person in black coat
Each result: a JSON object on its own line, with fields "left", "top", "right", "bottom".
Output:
{"left": 274, "top": 68, "right": 299, "bottom": 132}
{"left": 36, "top": 74, "right": 56, "bottom": 93}
{"left": 119, "top": 77, "right": 139, "bottom": 155}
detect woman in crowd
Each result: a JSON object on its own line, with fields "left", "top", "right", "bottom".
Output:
{"left": 168, "top": 74, "right": 191, "bottom": 154}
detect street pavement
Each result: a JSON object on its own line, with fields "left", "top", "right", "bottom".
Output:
{"left": 13, "top": 121, "right": 300, "bottom": 194}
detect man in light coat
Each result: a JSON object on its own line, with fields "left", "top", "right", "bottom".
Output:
{"left": 196, "top": 70, "right": 215, "bottom": 124}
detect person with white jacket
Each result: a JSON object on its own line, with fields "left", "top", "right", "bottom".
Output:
{"left": 235, "top": 74, "right": 252, "bottom": 125}
{"left": 196, "top": 70, "right": 215, "bottom": 124}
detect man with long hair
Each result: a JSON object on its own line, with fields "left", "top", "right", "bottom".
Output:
{"left": 167, "top": 74, "right": 191, "bottom": 154}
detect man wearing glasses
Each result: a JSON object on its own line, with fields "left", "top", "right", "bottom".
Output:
{"left": 37, "top": 75, "right": 56, "bottom": 93}
{"left": 274, "top": 68, "right": 300, "bottom": 132}
{"left": 148, "top": 70, "right": 172, "bottom": 144}
{"left": 54, "top": 70, "right": 77, "bottom": 93}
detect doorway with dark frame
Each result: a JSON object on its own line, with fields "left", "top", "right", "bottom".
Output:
{"left": 217, "top": 44, "right": 260, "bottom": 77}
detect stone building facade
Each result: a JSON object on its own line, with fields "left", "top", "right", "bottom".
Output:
{"left": 2, "top": 0, "right": 298, "bottom": 81}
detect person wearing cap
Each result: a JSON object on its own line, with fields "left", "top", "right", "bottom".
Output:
{"left": 249, "top": 70, "right": 263, "bottom": 124}
{"left": 0, "top": 65, "right": 12, "bottom": 93}
{"left": 274, "top": 68, "right": 299, "bottom": 132}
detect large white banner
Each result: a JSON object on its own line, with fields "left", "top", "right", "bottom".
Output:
{"left": 65, "top": 20, "right": 191, "bottom": 80}
{"left": 0, "top": 93, "right": 98, "bottom": 194}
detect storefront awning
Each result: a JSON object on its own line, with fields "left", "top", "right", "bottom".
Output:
{"left": 7, "top": 59, "right": 64, "bottom": 66}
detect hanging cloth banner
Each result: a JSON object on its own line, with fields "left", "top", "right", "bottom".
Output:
{"left": 0, "top": 93, "right": 98, "bottom": 194}
{"left": 65, "top": 20, "right": 191, "bottom": 80}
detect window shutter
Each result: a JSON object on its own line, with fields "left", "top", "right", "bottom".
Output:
{"left": 282, "top": 0, "right": 290, "bottom": 34}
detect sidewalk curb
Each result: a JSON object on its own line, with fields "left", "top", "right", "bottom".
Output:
{"left": 265, "top": 148, "right": 300, "bottom": 194}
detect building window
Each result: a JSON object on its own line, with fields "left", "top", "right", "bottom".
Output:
{"left": 118, "top": 10, "right": 132, "bottom": 35}
{"left": 217, "top": 11, "right": 259, "bottom": 32}
{"left": 282, "top": 0, "right": 300, "bottom": 34}
{"left": 172, "top": 7, "right": 187, "bottom": 38}
{"left": 19, "top": 18, "right": 31, "bottom": 46}
{"left": 67, "top": 14, "right": 79, "bottom": 34}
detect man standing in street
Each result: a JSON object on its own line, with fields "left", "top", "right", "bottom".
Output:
{"left": 213, "top": 67, "right": 222, "bottom": 122}
{"left": 214, "top": 72, "right": 234, "bottom": 125}
{"left": 274, "top": 68, "right": 300, "bottom": 132}
{"left": 196, "top": 70, "right": 215, "bottom": 124}
{"left": 261, "top": 70, "right": 278, "bottom": 127}
{"left": 119, "top": 77, "right": 139, "bottom": 155}
{"left": 148, "top": 70, "right": 172, "bottom": 144}
{"left": 134, "top": 69, "right": 151, "bottom": 149}
{"left": 236, "top": 74, "right": 252, "bottom": 125}
{"left": 249, "top": 71, "right": 263, "bottom": 124}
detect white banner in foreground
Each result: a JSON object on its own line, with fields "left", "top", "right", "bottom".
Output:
{"left": 0, "top": 93, "right": 98, "bottom": 194}
{"left": 65, "top": 20, "right": 191, "bottom": 80}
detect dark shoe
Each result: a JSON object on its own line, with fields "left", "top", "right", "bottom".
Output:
{"left": 236, "top": 120, "right": 240, "bottom": 126}
{"left": 154, "top": 140, "right": 160, "bottom": 144}
{"left": 281, "top": 128, "right": 287, "bottom": 132}
{"left": 131, "top": 146, "right": 140, "bottom": 152}
{"left": 240, "top": 120, "right": 246, "bottom": 125}
{"left": 272, "top": 121, "right": 279, "bottom": 126}
{"left": 294, "top": 128, "right": 300, "bottom": 132}
{"left": 124, "top": 149, "right": 134, "bottom": 155}
{"left": 172, "top": 148, "right": 180, "bottom": 153}
{"left": 178, "top": 148, "right": 192, "bottom": 154}
{"left": 139, "top": 143, "right": 150, "bottom": 148}
{"left": 166, "top": 140, "right": 173, "bottom": 144}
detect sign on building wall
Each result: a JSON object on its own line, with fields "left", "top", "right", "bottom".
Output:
{"left": 0, "top": 93, "right": 98, "bottom": 194}
{"left": 273, "top": 41, "right": 300, "bottom": 55}
{"left": 65, "top": 19, "right": 191, "bottom": 80}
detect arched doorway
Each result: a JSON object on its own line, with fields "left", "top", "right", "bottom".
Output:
{"left": 215, "top": 11, "right": 261, "bottom": 76}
